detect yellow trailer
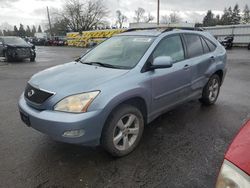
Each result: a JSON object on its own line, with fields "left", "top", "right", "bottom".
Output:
{"left": 67, "top": 29, "right": 125, "bottom": 47}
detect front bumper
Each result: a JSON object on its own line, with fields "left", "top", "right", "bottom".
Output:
{"left": 18, "top": 94, "right": 105, "bottom": 146}
{"left": 7, "top": 48, "right": 35, "bottom": 59}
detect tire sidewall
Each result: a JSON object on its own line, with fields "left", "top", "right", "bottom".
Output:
{"left": 101, "top": 104, "right": 144, "bottom": 157}
{"left": 202, "top": 74, "right": 221, "bottom": 105}
{"left": 4, "top": 51, "right": 12, "bottom": 62}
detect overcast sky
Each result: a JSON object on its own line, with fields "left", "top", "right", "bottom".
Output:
{"left": 0, "top": 0, "right": 249, "bottom": 30}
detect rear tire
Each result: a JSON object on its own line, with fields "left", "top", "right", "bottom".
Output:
{"left": 101, "top": 104, "right": 144, "bottom": 157}
{"left": 248, "top": 43, "right": 250, "bottom": 50}
{"left": 199, "top": 74, "right": 221, "bottom": 106}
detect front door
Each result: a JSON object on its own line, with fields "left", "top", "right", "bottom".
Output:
{"left": 149, "top": 35, "right": 192, "bottom": 115}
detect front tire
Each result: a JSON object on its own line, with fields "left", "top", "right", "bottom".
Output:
{"left": 5, "top": 51, "right": 13, "bottom": 62}
{"left": 30, "top": 57, "right": 35, "bottom": 62}
{"left": 101, "top": 104, "right": 144, "bottom": 157}
{"left": 199, "top": 74, "right": 221, "bottom": 105}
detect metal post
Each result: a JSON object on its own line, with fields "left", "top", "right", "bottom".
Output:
{"left": 157, "top": 0, "right": 160, "bottom": 25}
{"left": 47, "top": 6, "right": 52, "bottom": 38}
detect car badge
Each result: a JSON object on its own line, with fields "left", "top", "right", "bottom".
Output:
{"left": 28, "top": 89, "right": 35, "bottom": 97}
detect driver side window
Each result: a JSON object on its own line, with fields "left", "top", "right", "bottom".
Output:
{"left": 153, "top": 35, "right": 184, "bottom": 63}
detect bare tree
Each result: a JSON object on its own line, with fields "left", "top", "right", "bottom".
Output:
{"left": 134, "top": 7, "right": 146, "bottom": 23}
{"left": 144, "top": 13, "right": 154, "bottom": 23}
{"left": 160, "top": 15, "right": 169, "bottom": 24}
{"left": 116, "top": 10, "right": 127, "bottom": 28}
{"left": 60, "top": 0, "right": 109, "bottom": 31}
{"left": 169, "top": 12, "right": 182, "bottom": 23}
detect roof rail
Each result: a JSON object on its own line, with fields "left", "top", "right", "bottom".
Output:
{"left": 162, "top": 27, "right": 204, "bottom": 32}
{"left": 124, "top": 27, "right": 164, "bottom": 32}
{"left": 123, "top": 27, "right": 204, "bottom": 33}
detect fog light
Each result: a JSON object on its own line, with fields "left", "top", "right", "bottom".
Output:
{"left": 62, "top": 129, "right": 85, "bottom": 138}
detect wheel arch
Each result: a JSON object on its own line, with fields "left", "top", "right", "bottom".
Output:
{"left": 100, "top": 95, "right": 148, "bottom": 143}
{"left": 104, "top": 96, "right": 148, "bottom": 126}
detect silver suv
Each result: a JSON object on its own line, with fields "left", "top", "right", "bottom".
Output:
{"left": 19, "top": 28, "right": 227, "bottom": 157}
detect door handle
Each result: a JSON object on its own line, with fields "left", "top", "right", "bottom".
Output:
{"left": 183, "top": 64, "right": 190, "bottom": 70}
{"left": 210, "top": 56, "right": 215, "bottom": 62}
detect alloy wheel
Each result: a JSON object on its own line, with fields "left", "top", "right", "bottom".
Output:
{"left": 113, "top": 114, "right": 140, "bottom": 151}
{"left": 208, "top": 78, "right": 219, "bottom": 102}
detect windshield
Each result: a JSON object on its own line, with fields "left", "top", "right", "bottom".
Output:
{"left": 3, "top": 37, "right": 27, "bottom": 45}
{"left": 81, "top": 36, "right": 155, "bottom": 69}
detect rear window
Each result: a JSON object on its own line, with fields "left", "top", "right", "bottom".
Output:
{"left": 184, "top": 34, "right": 203, "bottom": 58}
{"left": 200, "top": 37, "right": 210, "bottom": 53}
{"left": 204, "top": 38, "right": 216, "bottom": 51}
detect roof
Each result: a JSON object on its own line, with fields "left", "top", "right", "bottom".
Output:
{"left": 118, "top": 27, "right": 204, "bottom": 37}
{"left": 118, "top": 29, "right": 162, "bottom": 37}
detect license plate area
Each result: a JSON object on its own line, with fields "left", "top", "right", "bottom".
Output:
{"left": 20, "top": 111, "right": 31, "bottom": 126}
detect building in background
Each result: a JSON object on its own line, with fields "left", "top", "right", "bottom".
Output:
{"left": 204, "top": 24, "right": 250, "bottom": 46}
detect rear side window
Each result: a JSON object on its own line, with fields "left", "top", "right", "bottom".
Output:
{"left": 153, "top": 35, "right": 184, "bottom": 62}
{"left": 200, "top": 37, "right": 210, "bottom": 53}
{"left": 184, "top": 34, "right": 203, "bottom": 58}
{"left": 204, "top": 38, "right": 216, "bottom": 51}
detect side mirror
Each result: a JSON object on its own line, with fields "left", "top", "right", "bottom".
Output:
{"left": 151, "top": 56, "right": 173, "bottom": 69}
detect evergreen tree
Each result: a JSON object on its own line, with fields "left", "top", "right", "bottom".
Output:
{"left": 203, "top": 10, "right": 216, "bottom": 26}
{"left": 3, "top": 30, "right": 7, "bottom": 36}
{"left": 231, "top": 4, "right": 241, "bottom": 24}
{"left": 18, "top": 24, "right": 26, "bottom": 37}
{"left": 31, "top": 25, "right": 36, "bottom": 37}
{"left": 215, "top": 14, "right": 220, "bottom": 25}
{"left": 220, "top": 8, "right": 232, "bottom": 25}
{"left": 38, "top": 25, "right": 42, "bottom": 33}
{"left": 228, "top": 6, "right": 233, "bottom": 24}
{"left": 3, "top": 30, "right": 13, "bottom": 36}
{"left": 26, "top": 26, "right": 31, "bottom": 37}
{"left": 242, "top": 4, "right": 250, "bottom": 23}
{"left": 13, "top": 25, "right": 18, "bottom": 36}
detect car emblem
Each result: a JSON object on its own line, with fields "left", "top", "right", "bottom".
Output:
{"left": 27, "top": 89, "right": 35, "bottom": 97}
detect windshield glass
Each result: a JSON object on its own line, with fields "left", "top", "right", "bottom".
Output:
{"left": 3, "top": 37, "right": 27, "bottom": 45}
{"left": 81, "top": 36, "right": 155, "bottom": 69}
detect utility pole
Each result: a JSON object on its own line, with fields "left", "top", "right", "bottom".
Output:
{"left": 157, "top": 0, "right": 160, "bottom": 25}
{"left": 47, "top": 6, "right": 52, "bottom": 38}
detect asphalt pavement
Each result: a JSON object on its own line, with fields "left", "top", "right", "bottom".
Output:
{"left": 0, "top": 46, "right": 249, "bottom": 188}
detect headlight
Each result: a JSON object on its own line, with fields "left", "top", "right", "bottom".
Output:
{"left": 54, "top": 91, "right": 100, "bottom": 113}
{"left": 216, "top": 160, "right": 250, "bottom": 188}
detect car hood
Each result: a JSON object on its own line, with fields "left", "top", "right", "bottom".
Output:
{"left": 6, "top": 43, "right": 31, "bottom": 48}
{"left": 29, "top": 62, "right": 129, "bottom": 95}
{"left": 225, "top": 120, "right": 250, "bottom": 175}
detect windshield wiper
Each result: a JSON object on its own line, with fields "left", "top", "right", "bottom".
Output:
{"left": 80, "top": 61, "right": 124, "bottom": 69}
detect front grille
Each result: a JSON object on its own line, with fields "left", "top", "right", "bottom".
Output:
{"left": 24, "top": 83, "right": 54, "bottom": 105}
{"left": 16, "top": 47, "right": 30, "bottom": 56}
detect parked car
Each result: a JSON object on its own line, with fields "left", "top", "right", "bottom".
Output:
{"left": 219, "top": 35, "right": 234, "bottom": 50}
{"left": 216, "top": 120, "right": 250, "bottom": 188}
{"left": 18, "top": 28, "right": 227, "bottom": 157}
{"left": 0, "top": 36, "right": 36, "bottom": 62}
{"left": 33, "top": 38, "right": 47, "bottom": 46}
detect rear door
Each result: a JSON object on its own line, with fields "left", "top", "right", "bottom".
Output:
{"left": 150, "top": 34, "right": 192, "bottom": 114}
{"left": 183, "top": 34, "right": 216, "bottom": 93}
